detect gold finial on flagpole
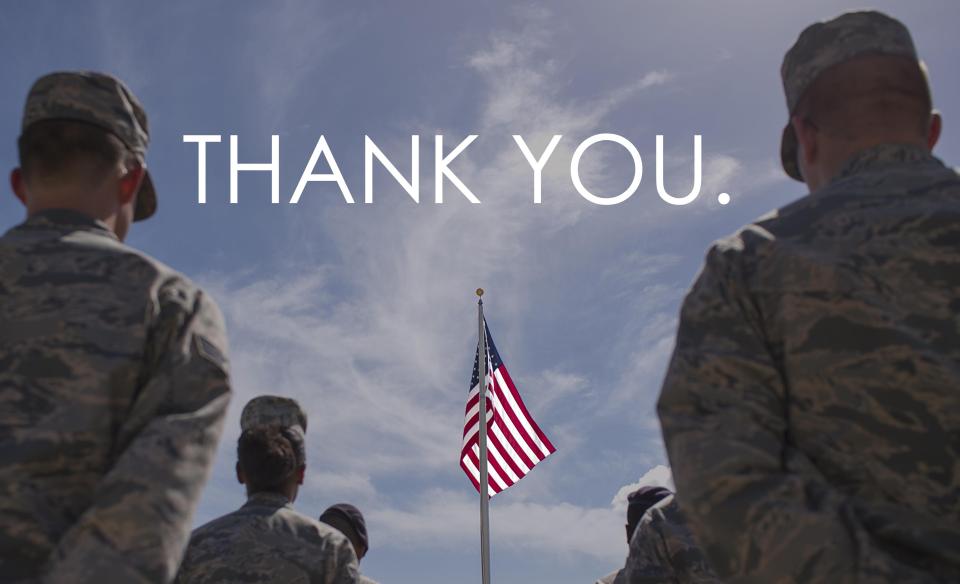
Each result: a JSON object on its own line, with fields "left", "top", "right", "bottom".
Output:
{"left": 476, "top": 288, "right": 484, "bottom": 297}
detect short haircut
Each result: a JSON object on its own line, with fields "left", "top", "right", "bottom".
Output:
{"left": 237, "top": 426, "right": 301, "bottom": 494}
{"left": 795, "top": 54, "right": 932, "bottom": 140}
{"left": 17, "top": 119, "right": 135, "bottom": 185}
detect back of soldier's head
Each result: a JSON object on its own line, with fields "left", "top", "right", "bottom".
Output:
{"left": 795, "top": 53, "right": 932, "bottom": 143}
{"left": 626, "top": 486, "right": 672, "bottom": 538}
{"left": 18, "top": 119, "right": 134, "bottom": 189}
{"left": 15, "top": 71, "right": 158, "bottom": 224}
{"left": 319, "top": 503, "right": 369, "bottom": 560}
{"left": 237, "top": 426, "right": 302, "bottom": 494}
{"left": 777, "top": 11, "right": 940, "bottom": 186}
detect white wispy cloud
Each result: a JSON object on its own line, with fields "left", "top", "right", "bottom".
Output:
{"left": 195, "top": 5, "right": 681, "bottom": 562}
{"left": 611, "top": 465, "right": 675, "bottom": 513}
{"left": 241, "top": 0, "right": 360, "bottom": 127}
{"left": 516, "top": 369, "right": 590, "bottom": 415}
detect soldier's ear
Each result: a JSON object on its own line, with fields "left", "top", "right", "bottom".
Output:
{"left": 296, "top": 465, "right": 305, "bottom": 485}
{"left": 236, "top": 461, "right": 246, "bottom": 485}
{"left": 10, "top": 168, "right": 27, "bottom": 206}
{"left": 118, "top": 160, "right": 145, "bottom": 206}
{"left": 927, "top": 111, "right": 942, "bottom": 151}
{"left": 792, "top": 115, "right": 819, "bottom": 170}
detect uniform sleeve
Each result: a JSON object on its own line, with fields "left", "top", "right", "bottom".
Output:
{"left": 656, "top": 243, "right": 875, "bottom": 583}
{"left": 329, "top": 535, "right": 360, "bottom": 584}
{"left": 624, "top": 511, "right": 677, "bottom": 584}
{"left": 43, "top": 279, "right": 232, "bottom": 584}
{"left": 658, "top": 507, "right": 720, "bottom": 584}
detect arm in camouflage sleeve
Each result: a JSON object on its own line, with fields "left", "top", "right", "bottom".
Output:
{"left": 625, "top": 499, "right": 719, "bottom": 584}
{"left": 656, "top": 243, "right": 875, "bottom": 583}
{"left": 330, "top": 534, "right": 360, "bottom": 584}
{"left": 624, "top": 516, "right": 675, "bottom": 584}
{"left": 43, "top": 279, "right": 232, "bottom": 584}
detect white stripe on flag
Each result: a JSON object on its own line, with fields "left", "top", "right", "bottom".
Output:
{"left": 495, "top": 368, "right": 552, "bottom": 457}
{"left": 473, "top": 444, "right": 509, "bottom": 491}
{"left": 488, "top": 377, "right": 541, "bottom": 465}
{"left": 486, "top": 424, "right": 522, "bottom": 483}
{"left": 461, "top": 406, "right": 493, "bottom": 448}
{"left": 489, "top": 419, "right": 531, "bottom": 475}
{"left": 463, "top": 453, "right": 496, "bottom": 497}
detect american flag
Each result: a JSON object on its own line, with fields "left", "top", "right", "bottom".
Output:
{"left": 460, "top": 320, "right": 556, "bottom": 497}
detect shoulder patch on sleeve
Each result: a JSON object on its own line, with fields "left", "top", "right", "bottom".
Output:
{"left": 194, "top": 334, "right": 228, "bottom": 370}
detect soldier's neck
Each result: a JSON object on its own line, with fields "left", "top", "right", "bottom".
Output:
{"left": 246, "top": 484, "right": 299, "bottom": 503}
{"left": 26, "top": 195, "right": 121, "bottom": 237}
{"left": 814, "top": 134, "right": 930, "bottom": 191}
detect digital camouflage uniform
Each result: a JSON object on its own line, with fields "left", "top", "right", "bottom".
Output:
{"left": 319, "top": 503, "right": 378, "bottom": 584}
{"left": 622, "top": 495, "right": 719, "bottom": 584}
{"left": 594, "top": 486, "right": 671, "bottom": 584}
{"left": 0, "top": 73, "right": 231, "bottom": 583}
{"left": 176, "top": 396, "right": 359, "bottom": 583}
{"left": 175, "top": 492, "right": 358, "bottom": 584}
{"left": 658, "top": 11, "right": 960, "bottom": 584}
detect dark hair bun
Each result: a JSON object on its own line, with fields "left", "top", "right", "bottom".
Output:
{"left": 238, "top": 426, "right": 298, "bottom": 492}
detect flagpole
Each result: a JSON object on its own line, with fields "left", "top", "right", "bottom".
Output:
{"left": 476, "top": 288, "right": 491, "bottom": 584}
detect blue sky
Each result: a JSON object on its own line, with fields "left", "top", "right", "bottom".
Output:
{"left": 2, "top": 2, "right": 958, "bottom": 583}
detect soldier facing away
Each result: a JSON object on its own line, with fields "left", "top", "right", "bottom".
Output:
{"left": 319, "top": 504, "right": 380, "bottom": 584}
{"left": 594, "top": 486, "right": 673, "bottom": 584}
{"left": 176, "top": 396, "right": 359, "bottom": 584}
{"left": 0, "top": 71, "right": 232, "bottom": 583}
{"left": 658, "top": 10, "right": 960, "bottom": 583}
{"left": 622, "top": 491, "right": 719, "bottom": 584}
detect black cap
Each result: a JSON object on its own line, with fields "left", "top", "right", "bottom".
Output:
{"left": 319, "top": 503, "right": 369, "bottom": 551}
{"left": 627, "top": 486, "right": 672, "bottom": 529}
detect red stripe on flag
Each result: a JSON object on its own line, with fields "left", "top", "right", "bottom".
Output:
{"left": 497, "top": 366, "right": 556, "bottom": 454}
{"left": 488, "top": 391, "right": 536, "bottom": 473}
{"left": 488, "top": 371, "right": 540, "bottom": 468}
{"left": 487, "top": 419, "right": 526, "bottom": 480}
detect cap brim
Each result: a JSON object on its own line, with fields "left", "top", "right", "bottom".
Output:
{"left": 780, "top": 123, "right": 804, "bottom": 182}
{"left": 134, "top": 170, "right": 157, "bottom": 221}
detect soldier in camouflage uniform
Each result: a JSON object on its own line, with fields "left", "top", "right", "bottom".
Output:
{"left": 176, "top": 396, "right": 359, "bottom": 584}
{"left": 595, "top": 486, "right": 672, "bottom": 584}
{"left": 319, "top": 504, "right": 380, "bottom": 584}
{"left": 0, "top": 72, "right": 232, "bottom": 583}
{"left": 622, "top": 492, "right": 719, "bottom": 584}
{"left": 658, "top": 10, "right": 960, "bottom": 583}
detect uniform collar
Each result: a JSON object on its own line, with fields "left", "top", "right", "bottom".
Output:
{"left": 833, "top": 143, "right": 939, "bottom": 183}
{"left": 243, "top": 491, "right": 293, "bottom": 510}
{"left": 22, "top": 209, "right": 117, "bottom": 240}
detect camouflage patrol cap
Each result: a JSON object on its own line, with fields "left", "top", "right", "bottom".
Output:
{"left": 21, "top": 71, "right": 157, "bottom": 220}
{"left": 240, "top": 396, "right": 308, "bottom": 464}
{"left": 780, "top": 11, "right": 922, "bottom": 181}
